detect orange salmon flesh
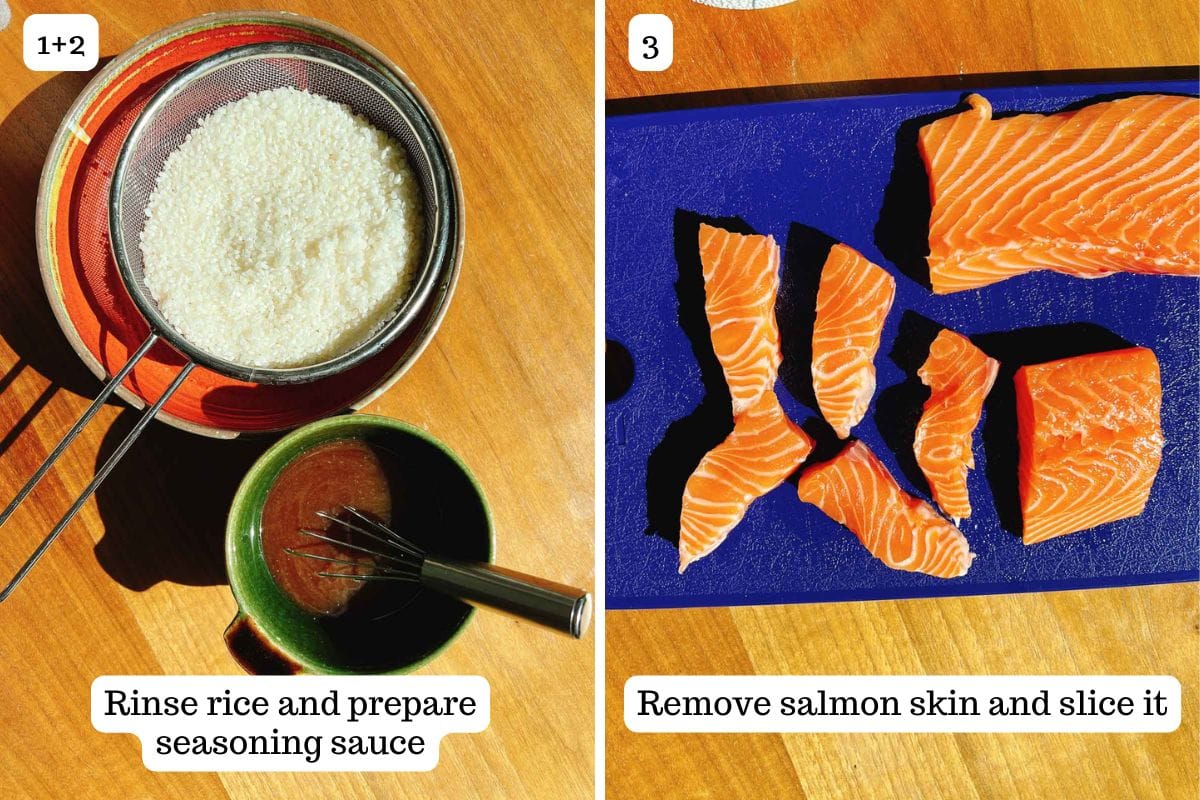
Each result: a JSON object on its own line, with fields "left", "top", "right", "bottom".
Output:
{"left": 797, "top": 440, "right": 975, "bottom": 578}
{"left": 679, "top": 389, "right": 814, "bottom": 572}
{"left": 914, "top": 329, "right": 999, "bottom": 522}
{"left": 811, "top": 244, "right": 896, "bottom": 439}
{"left": 698, "top": 223, "right": 782, "bottom": 416}
{"left": 1015, "top": 346, "right": 1164, "bottom": 544}
{"left": 919, "top": 93, "right": 1200, "bottom": 294}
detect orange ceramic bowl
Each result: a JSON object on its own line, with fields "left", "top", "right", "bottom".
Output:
{"left": 35, "top": 11, "right": 465, "bottom": 438}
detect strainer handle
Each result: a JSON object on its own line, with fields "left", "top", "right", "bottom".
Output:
{"left": 0, "top": 334, "right": 192, "bottom": 603}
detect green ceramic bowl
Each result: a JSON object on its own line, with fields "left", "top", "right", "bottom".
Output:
{"left": 224, "top": 414, "right": 493, "bottom": 674}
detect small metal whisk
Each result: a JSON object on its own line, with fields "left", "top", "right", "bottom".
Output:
{"left": 286, "top": 506, "right": 592, "bottom": 639}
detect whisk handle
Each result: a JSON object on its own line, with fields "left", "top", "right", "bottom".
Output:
{"left": 421, "top": 558, "right": 592, "bottom": 639}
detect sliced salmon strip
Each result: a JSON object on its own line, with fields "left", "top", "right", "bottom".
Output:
{"left": 1016, "top": 347, "right": 1163, "bottom": 544}
{"left": 698, "top": 223, "right": 782, "bottom": 415}
{"left": 797, "top": 440, "right": 975, "bottom": 578}
{"left": 919, "top": 93, "right": 1200, "bottom": 294}
{"left": 812, "top": 244, "right": 896, "bottom": 438}
{"left": 914, "top": 329, "right": 999, "bottom": 522}
{"left": 679, "top": 389, "right": 813, "bottom": 572}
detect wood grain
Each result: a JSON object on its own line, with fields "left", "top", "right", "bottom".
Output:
{"left": 608, "top": 586, "right": 1200, "bottom": 799}
{"left": 604, "top": 1, "right": 1199, "bottom": 798}
{"left": 606, "top": 0, "right": 1199, "bottom": 100}
{"left": 0, "top": 1, "right": 593, "bottom": 798}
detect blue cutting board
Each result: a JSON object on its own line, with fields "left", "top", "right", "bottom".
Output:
{"left": 605, "top": 79, "right": 1200, "bottom": 610}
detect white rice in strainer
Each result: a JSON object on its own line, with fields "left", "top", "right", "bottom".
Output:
{"left": 139, "top": 87, "right": 423, "bottom": 369}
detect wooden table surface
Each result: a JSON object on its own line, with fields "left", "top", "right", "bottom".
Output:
{"left": 0, "top": 1, "right": 593, "bottom": 798}
{"left": 604, "top": 1, "right": 1199, "bottom": 798}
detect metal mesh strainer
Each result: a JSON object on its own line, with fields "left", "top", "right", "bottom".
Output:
{"left": 0, "top": 42, "right": 460, "bottom": 601}
{"left": 112, "top": 41, "right": 456, "bottom": 384}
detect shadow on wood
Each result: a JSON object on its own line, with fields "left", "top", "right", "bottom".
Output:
{"left": 0, "top": 66, "right": 123, "bottom": 479}
{"left": 0, "top": 66, "right": 114, "bottom": 399}
{"left": 92, "top": 409, "right": 281, "bottom": 590}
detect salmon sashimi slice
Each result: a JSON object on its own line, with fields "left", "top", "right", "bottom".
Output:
{"left": 698, "top": 223, "right": 782, "bottom": 415}
{"left": 811, "top": 244, "right": 896, "bottom": 438}
{"left": 797, "top": 440, "right": 975, "bottom": 578}
{"left": 1015, "top": 347, "right": 1163, "bottom": 544}
{"left": 919, "top": 93, "right": 1200, "bottom": 294}
{"left": 913, "top": 329, "right": 999, "bottom": 522}
{"left": 679, "top": 389, "right": 814, "bottom": 572}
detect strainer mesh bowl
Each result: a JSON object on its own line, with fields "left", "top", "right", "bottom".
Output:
{"left": 110, "top": 42, "right": 456, "bottom": 384}
{"left": 0, "top": 24, "right": 463, "bottom": 607}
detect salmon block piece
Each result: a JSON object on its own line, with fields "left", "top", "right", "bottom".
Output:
{"left": 919, "top": 93, "right": 1200, "bottom": 294}
{"left": 812, "top": 244, "right": 896, "bottom": 439}
{"left": 698, "top": 223, "right": 782, "bottom": 415}
{"left": 679, "top": 389, "right": 814, "bottom": 572}
{"left": 797, "top": 440, "right": 975, "bottom": 578}
{"left": 796, "top": 441, "right": 974, "bottom": 578}
{"left": 914, "top": 329, "right": 999, "bottom": 522}
{"left": 1016, "top": 347, "right": 1163, "bottom": 544}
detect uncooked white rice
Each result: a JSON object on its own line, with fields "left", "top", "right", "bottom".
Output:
{"left": 139, "top": 87, "right": 422, "bottom": 369}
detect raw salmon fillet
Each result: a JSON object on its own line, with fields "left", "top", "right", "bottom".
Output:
{"left": 679, "top": 389, "right": 814, "bottom": 572}
{"left": 913, "top": 329, "right": 999, "bottom": 522}
{"left": 1015, "top": 347, "right": 1163, "bottom": 544}
{"left": 797, "top": 440, "right": 975, "bottom": 578}
{"left": 698, "top": 223, "right": 782, "bottom": 415}
{"left": 919, "top": 93, "right": 1200, "bottom": 294}
{"left": 812, "top": 244, "right": 896, "bottom": 438}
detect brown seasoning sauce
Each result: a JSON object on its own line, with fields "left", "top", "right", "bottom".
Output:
{"left": 253, "top": 432, "right": 490, "bottom": 672}
{"left": 261, "top": 439, "right": 401, "bottom": 616}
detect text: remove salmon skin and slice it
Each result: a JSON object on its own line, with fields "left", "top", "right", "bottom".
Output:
{"left": 914, "top": 329, "right": 999, "bottom": 522}
{"left": 679, "top": 389, "right": 814, "bottom": 572}
{"left": 797, "top": 440, "right": 975, "bottom": 578}
{"left": 1016, "top": 346, "right": 1163, "bottom": 544}
{"left": 698, "top": 223, "right": 782, "bottom": 415}
{"left": 812, "top": 244, "right": 896, "bottom": 439}
{"left": 919, "top": 93, "right": 1200, "bottom": 294}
